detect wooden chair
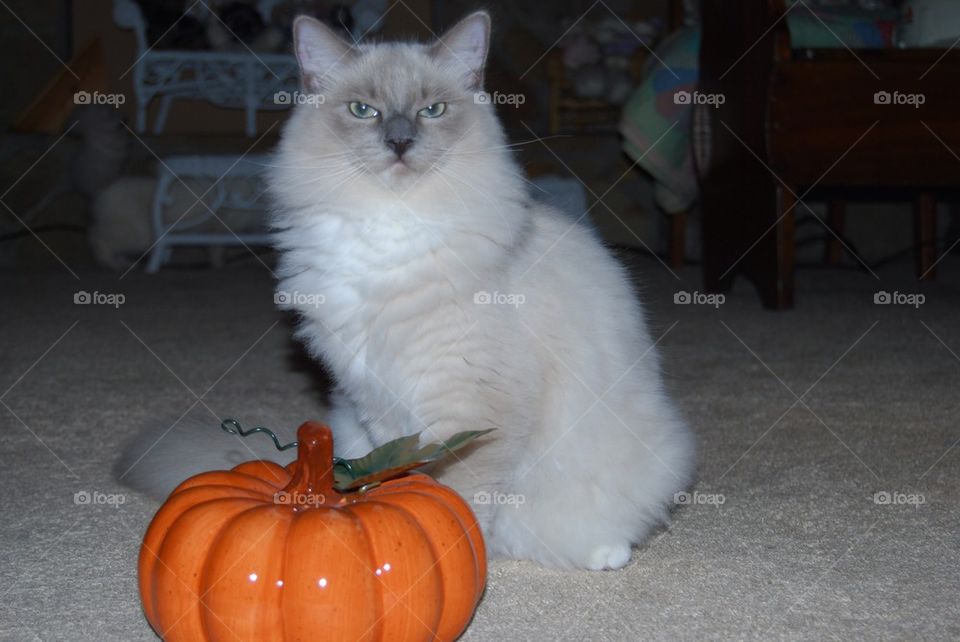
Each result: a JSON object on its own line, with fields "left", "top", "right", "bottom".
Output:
{"left": 696, "top": 0, "right": 960, "bottom": 308}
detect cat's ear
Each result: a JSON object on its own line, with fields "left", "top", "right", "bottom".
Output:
{"left": 431, "top": 11, "right": 491, "bottom": 90}
{"left": 293, "top": 16, "right": 353, "bottom": 93}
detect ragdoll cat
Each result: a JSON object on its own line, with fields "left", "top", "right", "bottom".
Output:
{"left": 269, "top": 12, "right": 695, "bottom": 570}
{"left": 119, "top": 12, "right": 695, "bottom": 571}
{"left": 89, "top": 176, "right": 263, "bottom": 270}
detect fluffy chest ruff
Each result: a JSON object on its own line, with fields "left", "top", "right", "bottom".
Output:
{"left": 274, "top": 206, "right": 532, "bottom": 444}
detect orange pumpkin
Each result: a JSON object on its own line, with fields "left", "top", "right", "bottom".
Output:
{"left": 138, "top": 421, "right": 486, "bottom": 642}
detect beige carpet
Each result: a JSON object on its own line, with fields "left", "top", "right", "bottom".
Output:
{"left": 2, "top": 257, "right": 958, "bottom": 641}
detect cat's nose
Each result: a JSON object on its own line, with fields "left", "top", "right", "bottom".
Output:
{"left": 386, "top": 137, "right": 414, "bottom": 158}
{"left": 383, "top": 114, "right": 416, "bottom": 159}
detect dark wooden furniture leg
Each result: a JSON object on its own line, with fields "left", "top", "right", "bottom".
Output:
{"left": 916, "top": 192, "right": 937, "bottom": 280}
{"left": 698, "top": 0, "right": 794, "bottom": 308}
{"left": 742, "top": 186, "right": 797, "bottom": 310}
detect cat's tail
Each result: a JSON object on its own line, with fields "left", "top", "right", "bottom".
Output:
{"left": 114, "top": 413, "right": 297, "bottom": 500}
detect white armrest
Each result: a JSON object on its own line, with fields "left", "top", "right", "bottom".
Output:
{"left": 113, "top": 0, "right": 148, "bottom": 52}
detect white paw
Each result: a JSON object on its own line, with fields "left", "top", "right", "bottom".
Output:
{"left": 585, "top": 544, "right": 632, "bottom": 570}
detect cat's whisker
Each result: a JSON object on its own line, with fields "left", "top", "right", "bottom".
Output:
{"left": 432, "top": 170, "right": 476, "bottom": 221}
{"left": 250, "top": 153, "right": 355, "bottom": 168}
{"left": 466, "top": 136, "right": 570, "bottom": 151}
{"left": 434, "top": 165, "right": 503, "bottom": 203}
{"left": 434, "top": 167, "right": 511, "bottom": 229}
{"left": 272, "top": 161, "right": 360, "bottom": 171}
{"left": 303, "top": 167, "right": 363, "bottom": 180}
{"left": 515, "top": 174, "right": 551, "bottom": 195}
{"left": 297, "top": 164, "right": 366, "bottom": 183}
{"left": 312, "top": 167, "right": 364, "bottom": 197}
{"left": 442, "top": 151, "right": 551, "bottom": 198}
{"left": 442, "top": 136, "right": 571, "bottom": 156}
{"left": 303, "top": 171, "right": 357, "bottom": 178}
{"left": 309, "top": 171, "right": 362, "bottom": 195}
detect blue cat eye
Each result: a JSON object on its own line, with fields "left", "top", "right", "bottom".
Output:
{"left": 418, "top": 103, "right": 447, "bottom": 118}
{"left": 348, "top": 102, "right": 379, "bottom": 119}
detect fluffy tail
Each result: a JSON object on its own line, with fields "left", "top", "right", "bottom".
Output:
{"left": 115, "top": 414, "right": 297, "bottom": 500}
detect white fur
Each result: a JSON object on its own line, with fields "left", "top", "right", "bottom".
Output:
{"left": 120, "top": 12, "right": 695, "bottom": 571}
{"left": 266, "top": 14, "right": 695, "bottom": 570}
{"left": 272, "top": 176, "right": 694, "bottom": 568}
{"left": 89, "top": 176, "right": 263, "bottom": 270}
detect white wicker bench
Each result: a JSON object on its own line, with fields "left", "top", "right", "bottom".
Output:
{"left": 146, "top": 154, "right": 272, "bottom": 272}
{"left": 113, "top": 0, "right": 299, "bottom": 137}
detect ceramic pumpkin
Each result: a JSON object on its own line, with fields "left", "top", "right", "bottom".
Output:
{"left": 138, "top": 421, "right": 487, "bottom": 642}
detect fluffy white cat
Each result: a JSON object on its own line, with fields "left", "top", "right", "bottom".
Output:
{"left": 89, "top": 176, "right": 263, "bottom": 270}
{"left": 267, "top": 12, "right": 696, "bottom": 570}
{"left": 119, "top": 11, "right": 694, "bottom": 571}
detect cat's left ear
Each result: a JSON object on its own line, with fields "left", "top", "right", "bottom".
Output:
{"left": 431, "top": 11, "right": 491, "bottom": 90}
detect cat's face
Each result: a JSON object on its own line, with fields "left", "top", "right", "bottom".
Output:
{"left": 292, "top": 13, "right": 492, "bottom": 191}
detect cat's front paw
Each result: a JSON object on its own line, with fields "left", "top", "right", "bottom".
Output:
{"left": 585, "top": 544, "right": 632, "bottom": 571}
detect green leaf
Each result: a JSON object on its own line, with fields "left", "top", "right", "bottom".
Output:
{"left": 332, "top": 429, "right": 495, "bottom": 491}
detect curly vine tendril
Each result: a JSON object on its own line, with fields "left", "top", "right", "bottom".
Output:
{"left": 220, "top": 418, "right": 299, "bottom": 451}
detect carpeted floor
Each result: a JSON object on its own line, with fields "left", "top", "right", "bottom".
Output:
{"left": 2, "top": 256, "right": 958, "bottom": 641}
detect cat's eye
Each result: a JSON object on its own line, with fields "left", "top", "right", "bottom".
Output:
{"left": 348, "top": 102, "right": 379, "bottom": 119}
{"left": 418, "top": 103, "right": 447, "bottom": 118}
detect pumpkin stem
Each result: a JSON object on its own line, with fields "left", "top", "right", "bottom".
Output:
{"left": 280, "top": 421, "right": 338, "bottom": 507}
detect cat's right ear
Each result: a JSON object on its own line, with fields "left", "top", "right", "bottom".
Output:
{"left": 293, "top": 16, "right": 353, "bottom": 93}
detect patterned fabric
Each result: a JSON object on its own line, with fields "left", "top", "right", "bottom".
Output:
{"left": 619, "top": 7, "right": 898, "bottom": 213}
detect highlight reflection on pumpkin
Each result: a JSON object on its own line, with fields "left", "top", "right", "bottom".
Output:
{"left": 138, "top": 421, "right": 487, "bottom": 642}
